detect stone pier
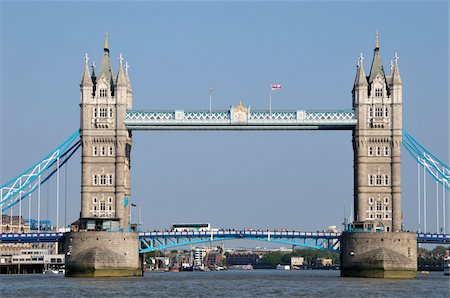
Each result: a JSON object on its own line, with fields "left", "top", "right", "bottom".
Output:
{"left": 64, "top": 231, "right": 143, "bottom": 277}
{"left": 340, "top": 231, "right": 417, "bottom": 278}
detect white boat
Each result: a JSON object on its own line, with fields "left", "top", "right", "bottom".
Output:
{"left": 276, "top": 264, "right": 291, "bottom": 270}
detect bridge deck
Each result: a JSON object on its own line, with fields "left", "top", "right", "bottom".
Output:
{"left": 124, "top": 109, "right": 357, "bottom": 130}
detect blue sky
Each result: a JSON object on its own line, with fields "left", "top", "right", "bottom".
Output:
{"left": 1, "top": 1, "right": 448, "bottom": 234}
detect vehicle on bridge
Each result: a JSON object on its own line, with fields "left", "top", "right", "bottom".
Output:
{"left": 171, "top": 223, "right": 211, "bottom": 232}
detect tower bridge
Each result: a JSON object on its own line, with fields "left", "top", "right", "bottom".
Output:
{"left": 1, "top": 34, "right": 449, "bottom": 278}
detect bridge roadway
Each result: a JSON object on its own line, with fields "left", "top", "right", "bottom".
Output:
{"left": 1, "top": 230, "right": 449, "bottom": 253}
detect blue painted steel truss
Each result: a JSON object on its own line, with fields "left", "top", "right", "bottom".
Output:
{"left": 139, "top": 230, "right": 341, "bottom": 253}
{"left": 0, "top": 130, "right": 81, "bottom": 212}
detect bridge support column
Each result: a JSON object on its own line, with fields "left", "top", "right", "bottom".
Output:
{"left": 64, "top": 231, "right": 143, "bottom": 277}
{"left": 340, "top": 231, "right": 417, "bottom": 278}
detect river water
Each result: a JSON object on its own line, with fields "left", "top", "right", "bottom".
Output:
{"left": 1, "top": 270, "right": 449, "bottom": 297}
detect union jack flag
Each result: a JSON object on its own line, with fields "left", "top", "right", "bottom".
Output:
{"left": 271, "top": 84, "right": 282, "bottom": 90}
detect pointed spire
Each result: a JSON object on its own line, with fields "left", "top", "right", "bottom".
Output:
{"left": 368, "top": 32, "right": 386, "bottom": 83}
{"left": 392, "top": 52, "right": 402, "bottom": 84}
{"left": 81, "top": 53, "right": 93, "bottom": 86}
{"left": 116, "top": 53, "right": 127, "bottom": 87}
{"left": 98, "top": 33, "right": 115, "bottom": 86}
{"left": 104, "top": 32, "right": 109, "bottom": 52}
{"left": 354, "top": 53, "right": 368, "bottom": 87}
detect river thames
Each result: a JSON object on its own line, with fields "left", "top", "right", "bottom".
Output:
{"left": 1, "top": 270, "right": 449, "bottom": 297}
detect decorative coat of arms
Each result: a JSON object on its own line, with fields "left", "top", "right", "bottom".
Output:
{"left": 231, "top": 101, "right": 248, "bottom": 123}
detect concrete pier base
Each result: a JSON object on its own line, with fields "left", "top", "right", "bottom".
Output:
{"left": 64, "top": 231, "right": 143, "bottom": 277}
{"left": 340, "top": 231, "right": 417, "bottom": 278}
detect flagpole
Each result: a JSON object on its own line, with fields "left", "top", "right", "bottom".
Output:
{"left": 269, "top": 87, "right": 272, "bottom": 115}
{"left": 209, "top": 86, "right": 212, "bottom": 115}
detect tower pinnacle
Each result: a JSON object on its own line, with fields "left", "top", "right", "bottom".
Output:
{"left": 104, "top": 32, "right": 109, "bottom": 52}
{"left": 375, "top": 31, "right": 379, "bottom": 49}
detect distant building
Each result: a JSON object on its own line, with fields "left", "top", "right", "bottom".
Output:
{"left": 226, "top": 251, "right": 263, "bottom": 266}
{"left": 1, "top": 215, "right": 30, "bottom": 233}
{"left": 291, "top": 256, "right": 304, "bottom": 268}
{"left": 316, "top": 258, "right": 333, "bottom": 267}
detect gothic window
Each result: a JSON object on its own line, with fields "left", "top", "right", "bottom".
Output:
{"left": 385, "top": 206, "right": 389, "bottom": 211}
{"left": 99, "top": 107, "right": 108, "bottom": 117}
{"left": 375, "top": 107, "right": 383, "bottom": 117}
{"left": 109, "top": 146, "right": 113, "bottom": 156}
{"left": 384, "top": 175, "right": 390, "bottom": 186}
{"left": 109, "top": 108, "right": 113, "bottom": 118}
{"left": 100, "top": 89, "right": 107, "bottom": 98}
{"left": 108, "top": 175, "right": 114, "bottom": 185}
{"left": 369, "top": 107, "right": 373, "bottom": 117}
{"left": 370, "top": 213, "right": 374, "bottom": 219}
{"left": 109, "top": 206, "right": 112, "bottom": 211}
{"left": 93, "top": 108, "right": 97, "bottom": 118}
{"left": 368, "top": 147, "right": 373, "bottom": 156}
{"left": 385, "top": 213, "right": 389, "bottom": 219}
{"left": 93, "top": 197, "right": 98, "bottom": 204}
{"left": 384, "top": 197, "right": 389, "bottom": 204}
{"left": 377, "top": 213, "right": 382, "bottom": 219}
{"left": 101, "top": 146, "right": 106, "bottom": 156}
{"left": 384, "top": 147, "right": 390, "bottom": 156}
{"left": 376, "top": 175, "right": 382, "bottom": 185}
{"left": 108, "top": 197, "right": 113, "bottom": 204}
{"left": 100, "top": 201, "right": 106, "bottom": 211}
{"left": 369, "top": 197, "right": 374, "bottom": 204}
{"left": 100, "top": 175, "right": 107, "bottom": 185}
{"left": 370, "top": 206, "right": 373, "bottom": 211}
{"left": 368, "top": 175, "right": 374, "bottom": 186}
{"left": 93, "top": 175, "right": 98, "bottom": 186}
{"left": 375, "top": 88, "right": 383, "bottom": 97}
{"left": 376, "top": 146, "right": 381, "bottom": 156}
{"left": 384, "top": 107, "right": 389, "bottom": 117}
{"left": 93, "top": 147, "right": 98, "bottom": 156}
{"left": 94, "top": 206, "right": 97, "bottom": 211}
{"left": 376, "top": 201, "right": 382, "bottom": 211}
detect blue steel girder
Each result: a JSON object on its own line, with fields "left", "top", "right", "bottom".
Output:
{"left": 138, "top": 231, "right": 341, "bottom": 253}
{"left": 125, "top": 109, "right": 356, "bottom": 130}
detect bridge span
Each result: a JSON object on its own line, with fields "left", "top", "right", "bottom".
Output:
{"left": 2, "top": 231, "right": 449, "bottom": 254}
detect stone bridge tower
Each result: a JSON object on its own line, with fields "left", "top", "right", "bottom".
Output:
{"left": 352, "top": 33, "right": 402, "bottom": 232}
{"left": 65, "top": 35, "right": 141, "bottom": 277}
{"left": 79, "top": 34, "right": 133, "bottom": 231}
{"left": 341, "top": 34, "right": 416, "bottom": 278}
